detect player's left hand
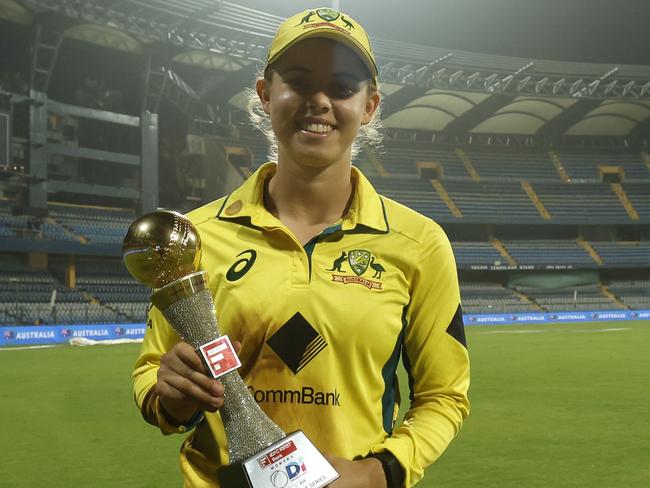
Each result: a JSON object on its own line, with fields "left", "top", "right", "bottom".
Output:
{"left": 324, "top": 455, "right": 387, "bottom": 488}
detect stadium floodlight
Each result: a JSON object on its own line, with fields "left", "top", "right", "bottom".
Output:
{"left": 483, "top": 73, "right": 498, "bottom": 91}
{"left": 569, "top": 79, "right": 583, "bottom": 96}
{"left": 587, "top": 79, "right": 600, "bottom": 96}
{"left": 431, "top": 67, "right": 447, "bottom": 83}
{"left": 622, "top": 81, "right": 636, "bottom": 97}
{"left": 500, "top": 75, "right": 514, "bottom": 91}
{"left": 535, "top": 77, "right": 548, "bottom": 94}
{"left": 466, "top": 72, "right": 481, "bottom": 88}
{"left": 397, "top": 64, "right": 415, "bottom": 84}
{"left": 379, "top": 62, "right": 396, "bottom": 80}
{"left": 449, "top": 70, "right": 464, "bottom": 86}
{"left": 604, "top": 80, "right": 618, "bottom": 95}
{"left": 640, "top": 81, "right": 650, "bottom": 97}
{"left": 517, "top": 76, "right": 531, "bottom": 91}
{"left": 417, "top": 53, "right": 453, "bottom": 86}
{"left": 517, "top": 62, "right": 535, "bottom": 74}
{"left": 415, "top": 66, "right": 429, "bottom": 84}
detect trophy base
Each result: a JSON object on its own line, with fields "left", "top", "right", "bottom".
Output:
{"left": 217, "top": 430, "right": 339, "bottom": 488}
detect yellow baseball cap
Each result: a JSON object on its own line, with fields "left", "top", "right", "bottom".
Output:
{"left": 266, "top": 8, "right": 378, "bottom": 80}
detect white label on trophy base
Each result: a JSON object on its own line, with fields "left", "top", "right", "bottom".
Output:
{"left": 244, "top": 431, "right": 339, "bottom": 488}
{"left": 198, "top": 335, "right": 241, "bottom": 379}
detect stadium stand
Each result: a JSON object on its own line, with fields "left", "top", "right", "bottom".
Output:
{"left": 464, "top": 149, "right": 561, "bottom": 182}
{"left": 515, "top": 284, "right": 624, "bottom": 312}
{"left": 0, "top": 1, "right": 648, "bottom": 325}
{"left": 502, "top": 240, "right": 598, "bottom": 267}
{"left": 73, "top": 258, "right": 150, "bottom": 322}
{"left": 371, "top": 177, "right": 455, "bottom": 220}
{"left": 452, "top": 242, "right": 505, "bottom": 268}
{"left": 624, "top": 184, "right": 650, "bottom": 217}
{"left": 460, "top": 282, "right": 540, "bottom": 314}
{"left": 607, "top": 280, "right": 650, "bottom": 310}
{"left": 589, "top": 241, "right": 650, "bottom": 267}
{"left": 533, "top": 183, "right": 631, "bottom": 223}
{"left": 351, "top": 144, "right": 650, "bottom": 225}
{"left": 557, "top": 151, "right": 650, "bottom": 183}
{"left": 48, "top": 204, "right": 133, "bottom": 244}
{"left": 0, "top": 258, "right": 121, "bottom": 325}
{"left": 443, "top": 181, "right": 542, "bottom": 223}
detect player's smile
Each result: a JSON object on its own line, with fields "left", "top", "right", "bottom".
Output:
{"left": 297, "top": 117, "right": 337, "bottom": 137}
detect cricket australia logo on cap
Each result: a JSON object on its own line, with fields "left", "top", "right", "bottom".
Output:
{"left": 316, "top": 8, "right": 341, "bottom": 22}
{"left": 326, "top": 249, "right": 385, "bottom": 290}
{"left": 297, "top": 8, "right": 355, "bottom": 34}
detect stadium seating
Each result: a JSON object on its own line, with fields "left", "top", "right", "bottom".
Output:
{"left": 460, "top": 282, "right": 540, "bottom": 313}
{"left": 2, "top": 143, "right": 649, "bottom": 323}
{"left": 66, "top": 258, "right": 151, "bottom": 322}
{"left": 370, "top": 144, "right": 650, "bottom": 185}
{"left": 353, "top": 146, "right": 649, "bottom": 224}
{"left": 48, "top": 204, "right": 133, "bottom": 244}
{"left": 452, "top": 242, "right": 505, "bottom": 267}
{"left": 625, "top": 184, "right": 650, "bottom": 217}
{"left": 464, "top": 150, "right": 561, "bottom": 182}
{"left": 0, "top": 258, "right": 138, "bottom": 325}
{"left": 444, "top": 181, "right": 542, "bottom": 223}
{"left": 502, "top": 240, "right": 597, "bottom": 267}
{"left": 607, "top": 280, "right": 650, "bottom": 310}
{"left": 376, "top": 145, "right": 472, "bottom": 179}
{"left": 371, "top": 177, "right": 455, "bottom": 220}
{"left": 557, "top": 152, "right": 650, "bottom": 183}
{"left": 532, "top": 183, "right": 630, "bottom": 223}
{"left": 514, "top": 284, "right": 622, "bottom": 312}
{"left": 590, "top": 242, "right": 650, "bottom": 267}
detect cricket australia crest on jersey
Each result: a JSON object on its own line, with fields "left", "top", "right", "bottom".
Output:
{"left": 326, "top": 249, "right": 385, "bottom": 290}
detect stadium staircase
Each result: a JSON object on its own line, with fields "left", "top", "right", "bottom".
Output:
{"left": 642, "top": 151, "right": 650, "bottom": 170}
{"left": 490, "top": 237, "right": 517, "bottom": 266}
{"left": 430, "top": 180, "right": 463, "bottom": 218}
{"left": 520, "top": 181, "right": 552, "bottom": 220}
{"left": 364, "top": 148, "right": 389, "bottom": 177}
{"left": 577, "top": 239, "right": 603, "bottom": 266}
{"left": 454, "top": 148, "right": 481, "bottom": 182}
{"left": 599, "top": 284, "right": 629, "bottom": 310}
{"left": 548, "top": 151, "right": 571, "bottom": 183}
{"left": 611, "top": 184, "right": 640, "bottom": 220}
{"left": 47, "top": 216, "right": 87, "bottom": 243}
{"left": 223, "top": 145, "right": 255, "bottom": 178}
{"left": 511, "top": 289, "right": 544, "bottom": 311}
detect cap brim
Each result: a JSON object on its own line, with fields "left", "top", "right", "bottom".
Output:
{"left": 267, "top": 30, "right": 378, "bottom": 80}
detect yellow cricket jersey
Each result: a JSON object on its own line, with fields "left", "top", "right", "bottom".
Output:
{"left": 133, "top": 163, "right": 470, "bottom": 487}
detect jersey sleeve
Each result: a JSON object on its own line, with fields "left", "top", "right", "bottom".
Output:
{"left": 370, "top": 222, "right": 470, "bottom": 487}
{"left": 132, "top": 304, "right": 190, "bottom": 435}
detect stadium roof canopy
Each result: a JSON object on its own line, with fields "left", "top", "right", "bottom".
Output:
{"left": 4, "top": 0, "right": 650, "bottom": 137}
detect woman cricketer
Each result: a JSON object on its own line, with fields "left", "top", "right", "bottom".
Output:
{"left": 133, "top": 8, "right": 470, "bottom": 488}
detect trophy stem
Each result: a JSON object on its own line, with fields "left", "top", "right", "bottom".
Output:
{"left": 152, "top": 272, "right": 286, "bottom": 463}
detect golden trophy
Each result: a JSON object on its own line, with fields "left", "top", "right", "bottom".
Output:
{"left": 123, "top": 210, "right": 338, "bottom": 488}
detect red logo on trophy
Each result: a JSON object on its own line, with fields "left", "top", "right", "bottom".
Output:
{"left": 199, "top": 336, "right": 241, "bottom": 379}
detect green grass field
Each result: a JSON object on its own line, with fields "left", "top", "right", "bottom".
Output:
{"left": 1, "top": 320, "right": 649, "bottom": 487}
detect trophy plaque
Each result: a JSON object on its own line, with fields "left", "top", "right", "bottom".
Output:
{"left": 123, "top": 210, "right": 338, "bottom": 488}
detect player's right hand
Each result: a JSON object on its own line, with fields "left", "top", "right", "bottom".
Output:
{"left": 156, "top": 341, "right": 239, "bottom": 425}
